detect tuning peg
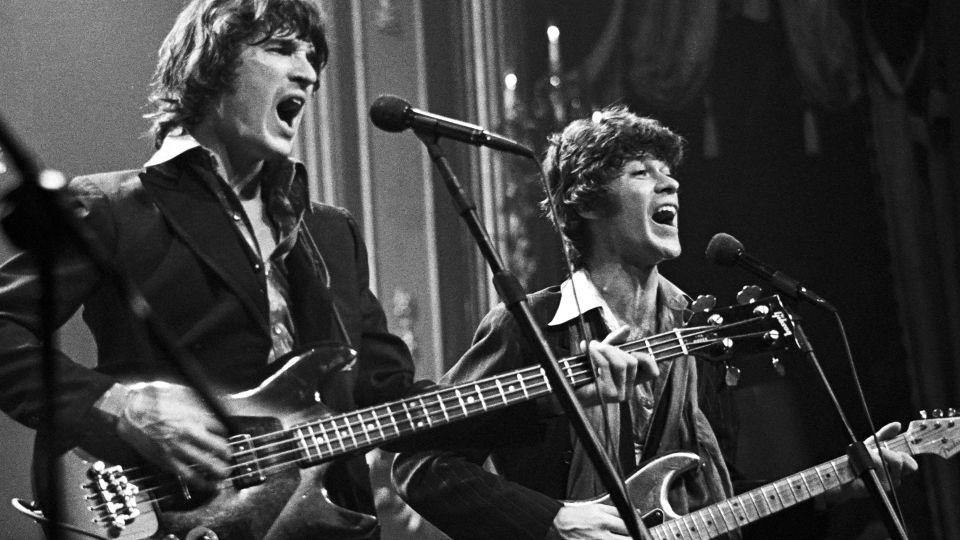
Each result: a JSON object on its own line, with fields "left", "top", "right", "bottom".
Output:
{"left": 691, "top": 294, "right": 717, "bottom": 313}
{"left": 919, "top": 409, "right": 928, "bottom": 419}
{"left": 948, "top": 407, "right": 957, "bottom": 417}
{"left": 933, "top": 408, "right": 944, "bottom": 418}
{"left": 724, "top": 364, "right": 741, "bottom": 387}
{"left": 736, "top": 285, "right": 763, "bottom": 305}
{"left": 771, "top": 357, "right": 786, "bottom": 376}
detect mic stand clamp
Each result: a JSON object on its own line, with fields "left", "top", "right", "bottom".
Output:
{"left": 415, "top": 130, "right": 652, "bottom": 540}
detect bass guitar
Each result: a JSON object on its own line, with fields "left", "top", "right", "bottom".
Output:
{"left": 18, "top": 296, "right": 797, "bottom": 539}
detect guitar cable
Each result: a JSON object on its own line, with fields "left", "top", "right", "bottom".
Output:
{"left": 11, "top": 498, "right": 107, "bottom": 540}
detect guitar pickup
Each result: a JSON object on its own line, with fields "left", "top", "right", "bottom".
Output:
{"left": 229, "top": 434, "right": 265, "bottom": 488}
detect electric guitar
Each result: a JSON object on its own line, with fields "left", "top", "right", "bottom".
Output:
{"left": 580, "top": 412, "right": 959, "bottom": 539}
{"left": 18, "top": 296, "right": 797, "bottom": 539}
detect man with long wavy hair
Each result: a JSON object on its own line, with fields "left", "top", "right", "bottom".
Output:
{"left": 0, "top": 1, "right": 426, "bottom": 537}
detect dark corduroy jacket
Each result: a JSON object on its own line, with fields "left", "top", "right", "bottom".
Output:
{"left": 393, "top": 278, "right": 734, "bottom": 539}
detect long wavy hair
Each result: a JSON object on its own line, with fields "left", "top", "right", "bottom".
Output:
{"left": 540, "top": 106, "right": 686, "bottom": 267}
{"left": 146, "top": 0, "right": 328, "bottom": 148}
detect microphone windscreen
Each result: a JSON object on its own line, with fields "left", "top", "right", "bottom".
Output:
{"left": 369, "top": 95, "right": 411, "bottom": 132}
{"left": 705, "top": 233, "right": 744, "bottom": 266}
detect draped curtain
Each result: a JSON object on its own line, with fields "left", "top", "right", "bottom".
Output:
{"left": 618, "top": 1, "right": 960, "bottom": 537}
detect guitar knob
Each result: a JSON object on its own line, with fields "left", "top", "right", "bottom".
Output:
{"left": 736, "top": 285, "right": 763, "bottom": 305}
{"left": 187, "top": 527, "right": 219, "bottom": 540}
{"left": 691, "top": 294, "right": 717, "bottom": 313}
{"left": 771, "top": 357, "right": 786, "bottom": 377}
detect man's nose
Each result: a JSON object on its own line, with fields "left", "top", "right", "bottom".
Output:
{"left": 290, "top": 53, "right": 318, "bottom": 89}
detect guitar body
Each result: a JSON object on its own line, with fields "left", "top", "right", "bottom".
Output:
{"left": 32, "top": 344, "right": 379, "bottom": 540}
{"left": 572, "top": 451, "right": 702, "bottom": 527}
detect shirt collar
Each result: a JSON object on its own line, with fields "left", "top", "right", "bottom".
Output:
{"left": 144, "top": 132, "right": 312, "bottom": 211}
{"left": 547, "top": 268, "right": 689, "bottom": 328}
{"left": 143, "top": 132, "right": 202, "bottom": 168}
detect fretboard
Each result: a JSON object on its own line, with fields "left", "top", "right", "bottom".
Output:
{"left": 286, "top": 326, "right": 705, "bottom": 466}
{"left": 649, "top": 435, "right": 908, "bottom": 540}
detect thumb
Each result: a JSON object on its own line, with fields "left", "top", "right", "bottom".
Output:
{"left": 872, "top": 421, "right": 902, "bottom": 442}
{"left": 602, "top": 325, "right": 631, "bottom": 345}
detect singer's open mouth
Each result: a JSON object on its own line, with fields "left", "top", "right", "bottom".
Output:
{"left": 652, "top": 205, "right": 677, "bottom": 226}
{"left": 277, "top": 97, "right": 304, "bottom": 127}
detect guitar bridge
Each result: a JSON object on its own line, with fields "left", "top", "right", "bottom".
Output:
{"left": 86, "top": 460, "right": 141, "bottom": 534}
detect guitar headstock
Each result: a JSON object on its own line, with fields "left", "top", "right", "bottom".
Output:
{"left": 684, "top": 295, "right": 799, "bottom": 362}
{"left": 905, "top": 409, "right": 960, "bottom": 459}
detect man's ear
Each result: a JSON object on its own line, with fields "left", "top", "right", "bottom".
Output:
{"left": 575, "top": 202, "right": 602, "bottom": 221}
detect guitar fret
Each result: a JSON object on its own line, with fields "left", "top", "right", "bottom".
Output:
{"left": 745, "top": 489, "right": 765, "bottom": 519}
{"left": 418, "top": 397, "right": 433, "bottom": 428}
{"left": 673, "top": 328, "right": 688, "bottom": 355}
{"left": 715, "top": 498, "right": 737, "bottom": 532}
{"left": 329, "top": 418, "right": 346, "bottom": 452}
{"left": 401, "top": 401, "right": 417, "bottom": 432}
{"left": 437, "top": 392, "right": 450, "bottom": 422}
{"left": 293, "top": 427, "right": 312, "bottom": 461}
{"left": 358, "top": 412, "right": 372, "bottom": 444}
{"left": 384, "top": 405, "right": 399, "bottom": 437}
{"left": 688, "top": 511, "right": 710, "bottom": 540}
{"left": 643, "top": 337, "right": 654, "bottom": 356}
{"left": 703, "top": 505, "right": 724, "bottom": 535}
{"left": 345, "top": 416, "right": 358, "bottom": 447}
{"left": 475, "top": 383, "right": 487, "bottom": 411}
{"left": 760, "top": 484, "right": 781, "bottom": 511}
{"left": 798, "top": 470, "right": 814, "bottom": 499}
{"left": 455, "top": 389, "right": 468, "bottom": 416}
{"left": 517, "top": 373, "right": 529, "bottom": 399}
{"left": 373, "top": 407, "right": 386, "bottom": 440}
{"left": 495, "top": 379, "right": 508, "bottom": 404}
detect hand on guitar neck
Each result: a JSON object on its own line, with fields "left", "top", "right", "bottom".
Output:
{"left": 575, "top": 324, "right": 661, "bottom": 407}
{"left": 821, "top": 421, "right": 918, "bottom": 507}
{"left": 95, "top": 381, "right": 233, "bottom": 490}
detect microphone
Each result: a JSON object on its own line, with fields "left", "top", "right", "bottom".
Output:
{"left": 369, "top": 95, "right": 535, "bottom": 158}
{"left": 705, "top": 232, "right": 837, "bottom": 312}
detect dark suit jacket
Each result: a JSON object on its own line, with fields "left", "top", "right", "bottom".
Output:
{"left": 0, "top": 153, "right": 419, "bottom": 513}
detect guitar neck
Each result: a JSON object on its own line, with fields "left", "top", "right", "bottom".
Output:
{"left": 288, "top": 329, "right": 696, "bottom": 465}
{"left": 650, "top": 435, "right": 909, "bottom": 539}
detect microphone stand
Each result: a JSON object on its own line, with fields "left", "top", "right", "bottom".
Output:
{"left": 416, "top": 131, "right": 651, "bottom": 540}
{"left": 787, "top": 309, "right": 908, "bottom": 539}
{"left": 0, "top": 116, "right": 240, "bottom": 534}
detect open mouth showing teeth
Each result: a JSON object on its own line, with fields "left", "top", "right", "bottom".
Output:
{"left": 277, "top": 97, "right": 305, "bottom": 126}
{"left": 652, "top": 206, "right": 677, "bottom": 225}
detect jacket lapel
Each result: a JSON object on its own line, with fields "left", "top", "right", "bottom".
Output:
{"left": 139, "top": 165, "right": 270, "bottom": 333}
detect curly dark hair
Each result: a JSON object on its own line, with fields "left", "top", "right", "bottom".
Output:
{"left": 540, "top": 106, "right": 686, "bottom": 267}
{"left": 146, "top": 0, "right": 328, "bottom": 148}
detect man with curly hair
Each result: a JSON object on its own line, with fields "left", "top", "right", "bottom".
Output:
{"left": 0, "top": 0, "right": 427, "bottom": 536}
{"left": 392, "top": 106, "right": 915, "bottom": 539}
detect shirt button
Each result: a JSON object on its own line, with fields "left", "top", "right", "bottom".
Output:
{"left": 232, "top": 212, "right": 242, "bottom": 222}
{"left": 253, "top": 262, "right": 262, "bottom": 272}
{"left": 273, "top": 325, "right": 283, "bottom": 335}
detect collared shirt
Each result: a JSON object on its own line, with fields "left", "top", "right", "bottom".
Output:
{"left": 549, "top": 269, "right": 689, "bottom": 499}
{"left": 145, "top": 133, "right": 306, "bottom": 362}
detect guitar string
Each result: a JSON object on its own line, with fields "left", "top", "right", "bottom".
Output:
{"left": 112, "top": 321, "right": 733, "bottom": 481}
{"left": 91, "top": 322, "right": 770, "bottom": 511}
{"left": 661, "top": 435, "right": 913, "bottom": 538}
{"left": 229, "top": 318, "right": 761, "bottom": 453}
{"left": 99, "top": 332, "right": 771, "bottom": 512}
